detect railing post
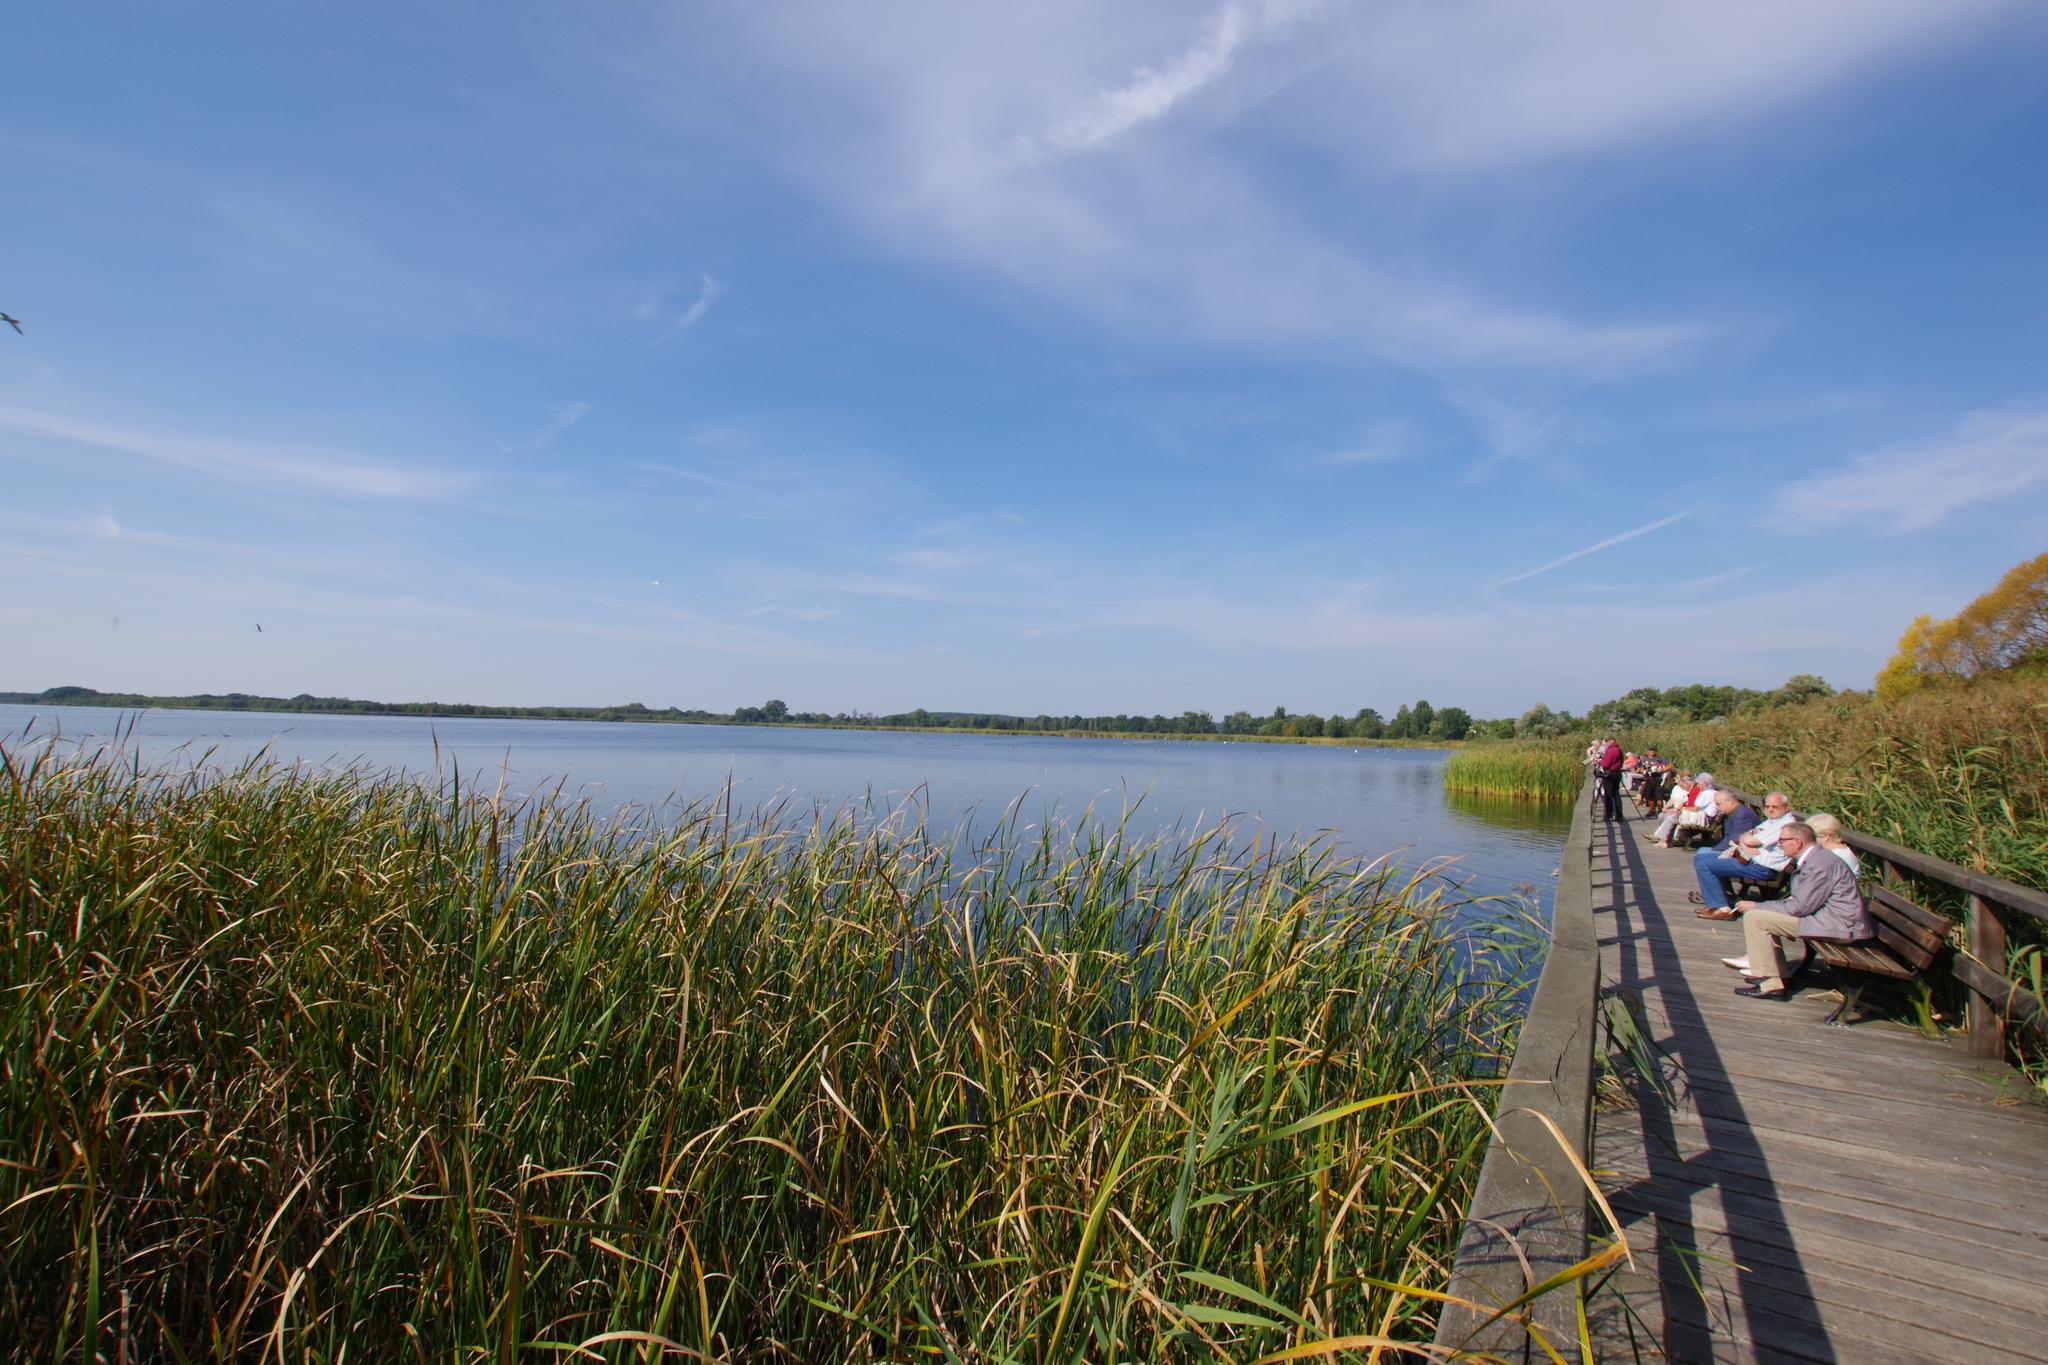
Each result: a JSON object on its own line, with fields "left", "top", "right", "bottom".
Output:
{"left": 1967, "top": 893, "right": 2007, "bottom": 1060}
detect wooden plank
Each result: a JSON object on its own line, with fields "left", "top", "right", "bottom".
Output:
{"left": 1597, "top": 1136, "right": 2048, "bottom": 1261}
{"left": 1596, "top": 1118, "right": 2048, "bottom": 1237}
{"left": 1601, "top": 1085, "right": 2048, "bottom": 1169}
{"left": 1601, "top": 1187, "right": 2048, "bottom": 1323}
{"left": 1870, "top": 882, "right": 1955, "bottom": 943}
{"left": 1603, "top": 1162, "right": 2048, "bottom": 1272}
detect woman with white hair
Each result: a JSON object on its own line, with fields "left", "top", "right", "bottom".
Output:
{"left": 1650, "top": 771, "right": 1717, "bottom": 847}
{"left": 1806, "top": 812, "right": 1861, "bottom": 874}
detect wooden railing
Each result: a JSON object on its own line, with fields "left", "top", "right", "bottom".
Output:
{"left": 1433, "top": 775, "right": 1599, "bottom": 1358}
{"left": 1719, "top": 783, "right": 2048, "bottom": 1055}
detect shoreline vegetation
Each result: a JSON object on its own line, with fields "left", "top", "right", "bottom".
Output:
{"left": 1439, "top": 746, "right": 1584, "bottom": 802}
{"left": 1, "top": 686, "right": 1466, "bottom": 748}
{"left": 0, "top": 740, "right": 1538, "bottom": 1358}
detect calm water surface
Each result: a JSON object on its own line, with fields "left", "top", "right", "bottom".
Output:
{"left": 1, "top": 705, "right": 1570, "bottom": 908}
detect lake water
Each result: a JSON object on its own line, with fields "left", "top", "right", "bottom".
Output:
{"left": 0, "top": 704, "right": 1570, "bottom": 909}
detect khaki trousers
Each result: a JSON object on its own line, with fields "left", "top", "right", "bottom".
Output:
{"left": 1742, "top": 908, "right": 1808, "bottom": 991}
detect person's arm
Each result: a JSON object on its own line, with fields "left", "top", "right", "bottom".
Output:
{"left": 1776, "top": 860, "right": 1831, "bottom": 919}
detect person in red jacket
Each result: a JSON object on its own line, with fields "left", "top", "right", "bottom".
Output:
{"left": 1597, "top": 737, "right": 1626, "bottom": 821}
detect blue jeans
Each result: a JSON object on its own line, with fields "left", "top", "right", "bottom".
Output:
{"left": 1693, "top": 849, "right": 1755, "bottom": 910}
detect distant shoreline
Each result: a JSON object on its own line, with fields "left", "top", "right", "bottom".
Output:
{"left": 0, "top": 690, "right": 1465, "bottom": 750}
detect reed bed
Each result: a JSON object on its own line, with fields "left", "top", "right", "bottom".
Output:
{"left": 0, "top": 740, "right": 1536, "bottom": 1361}
{"left": 1440, "top": 743, "right": 1584, "bottom": 803}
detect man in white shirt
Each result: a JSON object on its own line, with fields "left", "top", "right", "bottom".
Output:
{"left": 1733, "top": 792, "right": 1798, "bottom": 872}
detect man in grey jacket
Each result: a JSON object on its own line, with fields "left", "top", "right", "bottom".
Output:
{"left": 1729, "top": 822, "right": 1873, "bottom": 1000}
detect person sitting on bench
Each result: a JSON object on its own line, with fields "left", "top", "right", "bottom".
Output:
{"left": 1727, "top": 822, "right": 1875, "bottom": 1001}
{"left": 1649, "top": 771, "right": 1716, "bottom": 847}
{"left": 1806, "top": 812, "right": 1860, "bottom": 875}
{"left": 1689, "top": 791, "right": 1761, "bottom": 918}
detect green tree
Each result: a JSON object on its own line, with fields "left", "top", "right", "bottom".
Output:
{"left": 1429, "top": 706, "right": 1473, "bottom": 741}
{"left": 1351, "top": 707, "right": 1384, "bottom": 739}
{"left": 1515, "top": 703, "right": 1573, "bottom": 738}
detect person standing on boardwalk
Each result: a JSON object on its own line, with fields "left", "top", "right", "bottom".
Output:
{"left": 1729, "top": 822, "right": 1874, "bottom": 1000}
{"left": 1596, "top": 736, "right": 1626, "bottom": 821}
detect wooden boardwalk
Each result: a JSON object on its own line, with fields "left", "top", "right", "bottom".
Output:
{"left": 1587, "top": 810, "right": 2048, "bottom": 1362}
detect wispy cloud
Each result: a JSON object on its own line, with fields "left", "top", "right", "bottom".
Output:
{"left": 1009, "top": 2, "right": 1274, "bottom": 164}
{"left": 1496, "top": 511, "right": 1691, "bottom": 588}
{"left": 654, "top": 274, "right": 720, "bottom": 344}
{"left": 0, "top": 404, "right": 475, "bottom": 501}
{"left": 676, "top": 0, "right": 2013, "bottom": 378}
{"left": 1773, "top": 401, "right": 2048, "bottom": 532}
{"left": 1311, "top": 421, "right": 1412, "bottom": 467}
{"left": 531, "top": 400, "right": 591, "bottom": 447}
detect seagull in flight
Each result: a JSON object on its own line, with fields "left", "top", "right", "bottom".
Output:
{"left": 0, "top": 313, "right": 21, "bottom": 335}
{"left": 256, "top": 622, "right": 264, "bottom": 633}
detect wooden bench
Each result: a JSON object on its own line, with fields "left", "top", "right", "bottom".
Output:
{"left": 1806, "top": 884, "right": 1955, "bottom": 1026}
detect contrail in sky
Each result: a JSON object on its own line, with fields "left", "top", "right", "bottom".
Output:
{"left": 1495, "top": 510, "right": 1690, "bottom": 588}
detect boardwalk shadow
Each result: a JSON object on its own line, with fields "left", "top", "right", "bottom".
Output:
{"left": 1589, "top": 818, "right": 1832, "bottom": 1360}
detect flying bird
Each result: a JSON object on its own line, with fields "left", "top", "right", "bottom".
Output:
{"left": 0, "top": 313, "right": 21, "bottom": 335}
{"left": 256, "top": 623, "right": 264, "bottom": 633}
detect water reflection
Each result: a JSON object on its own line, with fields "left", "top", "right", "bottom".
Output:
{"left": 1443, "top": 789, "right": 1578, "bottom": 836}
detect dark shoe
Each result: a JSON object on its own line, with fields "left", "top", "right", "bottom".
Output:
{"left": 1686, "top": 891, "right": 1704, "bottom": 904}
{"left": 1734, "top": 984, "right": 1790, "bottom": 1001}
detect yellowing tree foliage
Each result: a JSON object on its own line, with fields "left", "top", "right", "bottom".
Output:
{"left": 1877, "top": 550, "right": 2048, "bottom": 701}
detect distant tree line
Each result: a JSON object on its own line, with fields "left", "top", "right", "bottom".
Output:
{"left": 1489, "top": 674, "right": 1843, "bottom": 740}
{"left": 2, "top": 688, "right": 1476, "bottom": 741}
{"left": 3, "top": 677, "right": 1855, "bottom": 744}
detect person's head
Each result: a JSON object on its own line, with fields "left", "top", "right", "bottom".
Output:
{"left": 1777, "top": 821, "right": 1817, "bottom": 856}
{"left": 1762, "top": 792, "right": 1791, "bottom": 818}
{"left": 1715, "top": 790, "right": 1740, "bottom": 814}
{"left": 1646, "top": 748, "right": 1659, "bottom": 758}
{"left": 1695, "top": 772, "right": 1714, "bottom": 787}
{"left": 1807, "top": 812, "right": 1845, "bottom": 845}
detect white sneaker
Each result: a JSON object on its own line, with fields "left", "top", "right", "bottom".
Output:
{"left": 1721, "top": 957, "right": 1751, "bottom": 972}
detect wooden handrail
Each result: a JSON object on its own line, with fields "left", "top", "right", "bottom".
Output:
{"left": 1434, "top": 773, "right": 1599, "bottom": 1357}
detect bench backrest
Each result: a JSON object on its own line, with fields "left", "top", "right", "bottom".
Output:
{"left": 1866, "top": 884, "right": 1953, "bottom": 971}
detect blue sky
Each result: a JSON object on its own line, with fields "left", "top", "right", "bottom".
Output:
{"left": 5, "top": 2, "right": 2047, "bottom": 718}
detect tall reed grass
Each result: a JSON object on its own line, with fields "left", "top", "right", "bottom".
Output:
{"left": 1441, "top": 743, "right": 1584, "bottom": 803}
{"left": 0, "top": 739, "right": 1537, "bottom": 1360}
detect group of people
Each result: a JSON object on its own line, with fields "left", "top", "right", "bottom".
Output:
{"left": 1589, "top": 737, "right": 1875, "bottom": 1003}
